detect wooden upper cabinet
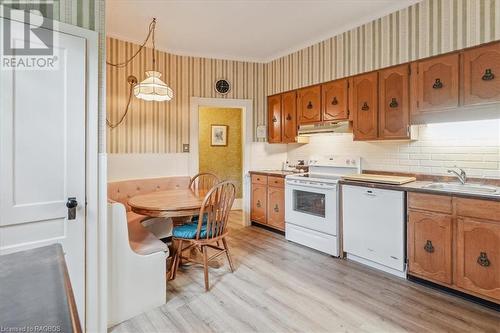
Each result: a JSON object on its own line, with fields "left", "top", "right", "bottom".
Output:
{"left": 378, "top": 65, "right": 410, "bottom": 139}
{"left": 297, "top": 85, "right": 321, "bottom": 124}
{"left": 415, "top": 53, "right": 459, "bottom": 113}
{"left": 322, "top": 79, "right": 349, "bottom": 121}
{"left": 267, "top": 95, "right": 282, "bottom": 143}
{"left": 352, "top": 72, "right": 378, "bottom": 140}
{"left": 408, "top": 210, "right": 453, "bottom": 285}
{"left": 456, "top": 217, "right": 500, "bottom": 301}
{"left": 281, "top": 91, "right": 297, "bottom": 143}
{"left": 463, "top": 42, "right": 500, "bottom": 106}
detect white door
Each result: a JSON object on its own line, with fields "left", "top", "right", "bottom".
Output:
{"left": 0, "top": 17, "right": 86, "bottom": 320}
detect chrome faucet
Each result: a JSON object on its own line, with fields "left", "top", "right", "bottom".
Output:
{"left": 447, "top": 167, "right": 467, "bottom": 185}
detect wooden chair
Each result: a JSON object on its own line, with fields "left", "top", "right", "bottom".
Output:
{"left": 189, "top": 172, "right": 219, "bottom": 193}
{"left": 171, "top": 181, "right": 236, "bottom": 291}
{"left": 189, "top": 172, "right": 219, "bottom": 224}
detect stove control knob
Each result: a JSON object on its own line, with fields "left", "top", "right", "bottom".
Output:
{"left": 351, "top": 159, "right": 356, "bottom": 165}
{"left": 345, "top": 159, "right": 350, "bottom": 165}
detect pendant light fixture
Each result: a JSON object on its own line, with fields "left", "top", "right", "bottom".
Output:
{"left": 106, "top": 18, "right": 173, "bottom": 129}
{"left": 133, "top": 19, "right": 173, "bottom": 102}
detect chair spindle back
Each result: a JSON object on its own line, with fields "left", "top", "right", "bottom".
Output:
{"left": 189, "top": 173, "right": 219, "bottom": 193}
{"left": 196, "top": 181, "right": 236, "bottom": 240}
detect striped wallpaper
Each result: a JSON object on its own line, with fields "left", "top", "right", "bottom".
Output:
{"left": 106, "top": 37, "right": 266, "bottom": 153}
{"left": 0, "top": 0, "right": 100, "bottom": 29}
{"left": 107, "top": 0, "right": 500, "bottom": 153}
{"left": 267, "top": 0, "right": 500, "bottom": 95}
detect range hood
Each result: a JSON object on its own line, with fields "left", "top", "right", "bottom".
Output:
{"left": 297, "top": 121, "right": 351, "bottom": 136}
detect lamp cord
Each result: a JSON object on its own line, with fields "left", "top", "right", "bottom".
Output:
{"left": 106, "top": 18, "right": 156, "bottom": 68}
{"left": 106, "top": 18, "right": 157, "bottom": 129}
{"left": 106, "top": 82, "right": 134, "bottom": 129}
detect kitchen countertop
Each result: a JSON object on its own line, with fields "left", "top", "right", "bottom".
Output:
{"left": 340, "top": 179, "right": 500, "bottom": 202}
{"left": 249, "top": 170, "right": 301, "bottom": 178}
{"left": 0, "top": 244, "right": 81, "bottom": 332}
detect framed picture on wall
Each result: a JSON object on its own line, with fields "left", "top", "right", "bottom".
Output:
{"left": 211, "top": 125, "right": 228, "bottom": 146}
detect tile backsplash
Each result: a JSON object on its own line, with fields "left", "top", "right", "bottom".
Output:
{"left": 287, "top": 119, "right": 500, "bottom": 179}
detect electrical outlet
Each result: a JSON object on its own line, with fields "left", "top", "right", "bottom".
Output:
{"left": 182, "top": 144, "right": 190, "bottom": 152}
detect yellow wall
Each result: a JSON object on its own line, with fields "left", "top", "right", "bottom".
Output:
{"left": 199, "top": 107, "right": 242, "bottom": 198}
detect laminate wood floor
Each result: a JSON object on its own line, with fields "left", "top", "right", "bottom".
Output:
{"left": 110, "top": 211, "right": 500, "bottom": 333}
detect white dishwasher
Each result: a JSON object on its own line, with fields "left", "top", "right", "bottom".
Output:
{"left": 342, "top": 185, "right": 406, "bottom": 277}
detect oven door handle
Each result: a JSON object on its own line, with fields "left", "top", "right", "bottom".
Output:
{"left": 286, "top": 181, "right": 336, "bottom": 190}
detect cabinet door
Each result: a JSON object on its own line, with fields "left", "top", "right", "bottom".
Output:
{"left": 267, "top": 187, "right": 285, "bottom": 230}
{"left": 251, "top": 184, "right": 267, "bottom": 224}
{"left": 281, "top": 91, "right": 297, "bottom": 143}
{"left": 408, "top": 210, "right": 453, "bottom": 285}
{"left": 416, "top": 53, "right": 459, "bottom": 113}
{"left": 463, "top": 42, "right": 500, "bottom": 106}
{"left": 456, "top": 217, "right": 500, "bottom": 301}
{"left": 297, "top": 85, "right": 321, "bottom": 124}
{"left": 322, "top": 79, "right": 348, "bottom": 121}
{"left": 379, "top": 65, "right": 410, "bottom": 139}
{"left": 352, "top": 72, "right": 378, "bottom": 140}
{"left": 267, "top": 95, "right": 282, "bottom": 143}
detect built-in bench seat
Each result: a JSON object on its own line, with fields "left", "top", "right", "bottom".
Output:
{"left": 107, "top": 176, "right": 190, "bottom": 327}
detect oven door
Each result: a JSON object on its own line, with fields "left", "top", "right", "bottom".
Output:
{"left": 285, "top": 181, "right": 337, "bottom": 235}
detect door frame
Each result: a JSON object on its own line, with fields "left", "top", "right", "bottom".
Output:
{"left": 189, "top": 97, "right": 252, "bottom": 226}
{"left": 0, "top": 10, "right": 103, "bottom": 332}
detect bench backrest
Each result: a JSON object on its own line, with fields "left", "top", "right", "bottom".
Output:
{"left": 108, "top": 176, "right": 191, "bottom": 211}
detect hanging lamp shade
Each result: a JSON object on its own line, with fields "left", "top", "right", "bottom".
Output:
{"left": 133, "top": 70, "right": 174, "bottom": 101}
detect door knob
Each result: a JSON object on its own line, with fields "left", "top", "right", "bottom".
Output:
{"left": 66, "top": 197, "right": 78, "bottom": 220}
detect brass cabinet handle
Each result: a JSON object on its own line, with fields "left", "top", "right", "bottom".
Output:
{"left": 331, "top": 96, "right": 338, "bottom": 105}
{"left": 361, "top": 102, "right": 369, "bottom": 111}
{"left": 256, "top": 200, "right": 261, "bottom": 208}
{"left": 477, "top": 252, "right": 490, "bottom": 267}
{"left": 424, "top": 240, "right": 435, "bottom": 253}
{"left": 482, "top": 68, "right": 495, "bottom": 81}
{"left": 274, "top": 204, "right": 279, "bottom": 213}
{"left": 389, "top": 98, "right": 398, "bottom": 108}
{"left": 286, "top": 113, "right": 292, "bottom": 121}
{"left": 306, "top": 101, "right": 313, "bottom": 109}
{"left": 433, "top": 78, "right": 443, "bottom": 89}
{"left": 272, "top": 116, "right": 277, "bottom": 123}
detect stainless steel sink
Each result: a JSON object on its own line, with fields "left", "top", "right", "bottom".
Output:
{"left": 421, "top": 182, "right": 500, "bottom": 195}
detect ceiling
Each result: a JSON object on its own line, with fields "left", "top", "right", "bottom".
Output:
{"left": 106, "top": 0, "right": 421, "bottom": 63}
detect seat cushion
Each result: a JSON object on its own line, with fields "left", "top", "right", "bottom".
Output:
{"left": 173, "top": 221, "right": 211, "bottom": 239}
{"left": 126, "top": 213, "right": 168, "bottom": 255}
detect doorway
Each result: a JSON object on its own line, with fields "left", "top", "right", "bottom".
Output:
{"left": 198, "top": 107, "right": 243, "bottom": 207}
{"left": 189, "top": 97, "right": 253, "bottom": 226}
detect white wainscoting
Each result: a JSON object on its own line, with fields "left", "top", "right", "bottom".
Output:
{"left": 107, "top": 154, "right": 190, "bottom": 181}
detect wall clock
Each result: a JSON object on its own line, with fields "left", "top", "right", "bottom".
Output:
{"left": 215, "top": 79, "right": 231, "bottom": 94}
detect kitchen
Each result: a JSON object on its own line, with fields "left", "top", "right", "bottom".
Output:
{"left": 250, "top": 37, "right": 500, "bottom": 305}
{"left": 109, "top": 0, "right": 500, "bottom": 330}
{"left": 1, "top": 0, "right": 499, "bottom": 332}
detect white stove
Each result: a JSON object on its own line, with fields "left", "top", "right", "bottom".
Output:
{"left": 285, "top": 156, "right": 361, "bottom": 256}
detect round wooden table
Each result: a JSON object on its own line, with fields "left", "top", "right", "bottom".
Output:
{"left": 128, "top": 188, "right": 207, "bottom": 219}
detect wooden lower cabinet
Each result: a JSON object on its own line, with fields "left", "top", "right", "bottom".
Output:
{"left": 250, "top": 174, "right": 285, "bottom": 231}
{"left": 408, "top": 210, "right": 453, "bottom": 284}
{"left": 250, "top": 184, "right": 267, "bottom": 224}
{"left": 267, "top": 187, "right": 285, "bottom": 230}
{"left": 456, "top": 217, "right": 500, "bottom": 300}
{"left": 407, "top": 192, "right": 500, "bottom": 304}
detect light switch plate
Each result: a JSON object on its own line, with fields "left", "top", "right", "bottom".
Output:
{"left": 256, "top": 125, "right": 267, "bottom": 139}
{"left": 182, "top": 144, "right": 190, "bottom": 152}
